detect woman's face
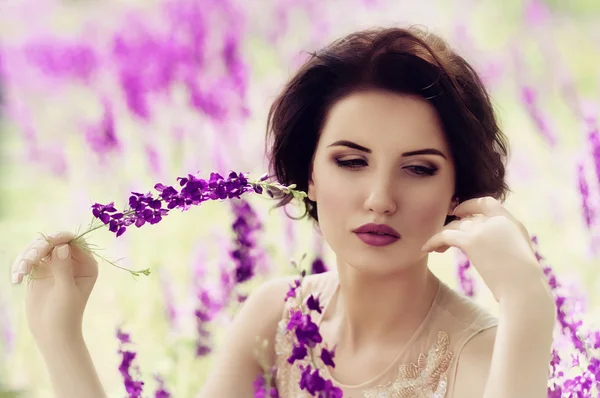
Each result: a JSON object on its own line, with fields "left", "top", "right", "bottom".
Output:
{"left": 307, "top": 89, "right": 457, "bottom": 274}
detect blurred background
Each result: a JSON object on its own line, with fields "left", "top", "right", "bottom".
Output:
{"left": 1, "top": 0, "right": 599, "bottom": 397}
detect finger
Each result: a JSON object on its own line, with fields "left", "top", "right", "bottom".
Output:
{"left": 457, "top": 218, "right": 482, "bottom": 231}
{"left": 44, "top": 231, "right": 77, "bottom": 246}
{"left": 10, "top": 231, "right": 78, "bottom": 285}
{"left": 422, "top": 219, "right": 474, "bottom": 253}
{"left": 11, "top": 273, "right": 23, "bottom": 285}
{"left": 11, "top": 230, "right": 74, "bottom": 275}
{"left": 443, "top": 217, "right": 483, "bottom": 231}
{"left": 22, "top": 230, "right": 77, "bottom": 274}
{"left": 421, "top": 229, "right": 468, "bottom": 253}
{"left": 432, "top": 220, "right": 478, "bottom": 253}
{"left": 453, "top": 196, "right": 506, "bottom": 218}
{"left": 11, "top": 237, "right": 42, "bottom": 274}
{"left": 454, "top": 199, "right": 534, "bottom": 252}
{"left": 51, "top": 244, "right": 76, "bottom": 288}
{"left": 11, "top": 237, "right": 53, "bottom": 279}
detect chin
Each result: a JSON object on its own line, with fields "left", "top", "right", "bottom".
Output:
{"left": 341, "top": 237, "right": 428, "bottom": 273}
{"left": 341, "top": 249, "right": 409, "bottom": 276}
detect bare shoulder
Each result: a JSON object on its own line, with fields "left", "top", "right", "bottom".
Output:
{"left": 452, "top": 326, "right": 497, "bottom": 398}
{"left": 245, "top": 271, "right": 334, "bottom": 310}
{"left": 197, "top": 275, "right": 298, "bottom": 398}
{"left": 237, "top": 276, "right": 295, "bottom": 332}
{"left": 299, "top": 270, "right": 337, "bottom": 288}
{"left": 243, "top": 270, "right": 335, "bottom": 317}
{"left": 216, "top": 274, "right": 299, "bottom": 358}
{"left": 250, "top": 274, "right": 297, "bottom": 302}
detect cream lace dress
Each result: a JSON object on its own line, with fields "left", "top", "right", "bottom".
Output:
{"left": 274, "top": 271, "right": 498, "bottom": 398}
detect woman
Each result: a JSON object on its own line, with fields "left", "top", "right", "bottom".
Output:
{"left": 11, "top": 26, "right": 556, "bottom": 398}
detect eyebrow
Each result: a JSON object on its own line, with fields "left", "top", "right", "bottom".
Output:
{"left": 326, "top": 140, "right": 447, "bottom": 160}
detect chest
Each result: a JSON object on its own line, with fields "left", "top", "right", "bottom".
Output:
{"left": 275, "top": 319, "right": 454, "bottom": 398}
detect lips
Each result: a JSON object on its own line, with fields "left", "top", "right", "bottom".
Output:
{"left": 352, "top": 223, "right": 400, "bottom": 238}
{"left": 352, "top": 223, "right": 401, "bottom": 247}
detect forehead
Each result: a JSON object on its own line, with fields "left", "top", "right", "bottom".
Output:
{"left": 321, "top": 90, "right": 449, "bottom": 153}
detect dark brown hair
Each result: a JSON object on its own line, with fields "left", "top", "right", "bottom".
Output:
{"left": 265, "top": 25, "right": 510, "bottom": 224}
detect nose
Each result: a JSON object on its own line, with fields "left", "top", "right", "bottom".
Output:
{"left": 363, "top": 179, "right": 397, "bottom": 216}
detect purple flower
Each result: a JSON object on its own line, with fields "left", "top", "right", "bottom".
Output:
{"left": 287, "top": 309, "right": 303, "bottom": 331}
{"left": 85, "top": 99, "right": 120, "bottom": 159}
{"left": 285, "top": 279, "right": 302, "bottom": 301}
{"left": 196, "top": 343, "right": 212, "bottom": 357}
{"left": 306, "top": 294, "right": 323, "bottom": 314}
{"left": 549, "top": 349, "right": 562, "bottom": 379}
{"left": 153, "top": 375, "right": 171, "bottom": 398}
{"left": 588, "top": 357, "right": 600, "bottom": 381}
{"left": 253, "top": 371, "right": 279, "bottom": 398}
{"left": 283, "top": 267, "right": 341, "bottom": 396}
{"left": 540, "top": 264, "right": 587, "bottom": 355}
{"left": 311, "top": 257, "right": 327, "bottom": 274}
{"left": 194, "top": 289, "right": 221, "bottom": 357}
{"left": 588, "top": 126, "right": 600, "bottom": 186}
{"left": 24, "top": 39, "right": 99, "bottom": 82}
{"left": 116, "top": 328, "right": 145, "bottom": 397}
{"left": 456, "top": 251, "right": 475, "bottom": 297}
{"left": 91, "top": 171, "right": 266, "bottom": 237}
{"left": 116, "top": 328, "right": 132, "bottom": 344}
{"left": 320, "top": 347, "right": 336, "bottom": 368}
{"left": 191, "top": 247, "right": 239, "bottom": 358}
{"left": 590, "top": 331, "right": 600, "bottom": 349}
{"left": 299, "top": 365, "right": 343, "bottom": 398}
{"left": 577, "top": 162, "right": 596, "bottom": 230}
{"left": 287, "top": 344, "right": 308, "bottom": 364}
{"left": 92, "top": 202, "right": 117, "bottom": 224}
{"left": 222, "top": 33, "right": 249, "bottom": 97}
{"left": 230, "top": 199, "right": 264, "bottom": 284}
{"left": 117, "top": 67, "right": 151, "bottom": 120}
{"left": 294, "top": 314, "right": 322, "bottom": 348}
{"left": 532, "top": 236, "right": 600, "bottom": 395}
{"left": 187, "top": 79, "right": 229, "bottom": 121}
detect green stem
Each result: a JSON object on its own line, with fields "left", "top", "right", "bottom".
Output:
{"left": 74, "top": 223, "right": 107, "bottom": 241}
{"left": 75, "top": 209, "right": 138, "bottom": 241}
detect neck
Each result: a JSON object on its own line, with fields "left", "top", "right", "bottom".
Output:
{"left": 333, "top": 256, "right": 440, "bottom": 351}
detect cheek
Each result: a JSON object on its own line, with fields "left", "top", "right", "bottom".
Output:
{"left": 313, "top": 168, "right": 348, "bottom": 210}
{"left": 408, "top": 170, "right": 455, "bottom": 226}
{"left": 408, "top": 193, "right": 450, "bottom": 231}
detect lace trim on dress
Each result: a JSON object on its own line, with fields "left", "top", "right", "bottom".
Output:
{"left": 275, "top": 300, "right": 453, "bottom": 398}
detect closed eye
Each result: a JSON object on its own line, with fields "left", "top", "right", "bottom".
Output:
{"left": 335, "top": 159, "right": 366, "bottom": 169}
{"left": 335, "top": 159, "right": 438, "bottom": 177}
{"left": 406, "top": 165, "right": 438, "bottom": 176}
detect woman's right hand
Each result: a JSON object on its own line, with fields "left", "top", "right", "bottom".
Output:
{"left": 11, "top": 231, "right": 99, "bottom": 346}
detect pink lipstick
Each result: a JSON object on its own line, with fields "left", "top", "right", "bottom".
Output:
{"left": 352, "top": 223, "right": 401, "bottom": 247}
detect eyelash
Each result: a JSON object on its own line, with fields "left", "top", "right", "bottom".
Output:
{"left": 334, "top": 159, "right": 438, "bottom": 176}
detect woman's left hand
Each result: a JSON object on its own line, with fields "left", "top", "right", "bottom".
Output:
{"left": 421, "top": 196, "right": 553, "bottom": 305}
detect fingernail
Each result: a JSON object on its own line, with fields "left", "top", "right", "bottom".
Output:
{"left": 57, "top": 244, "right": 70, "bottom": 260}
{"left": 18, "top": 260, "right": 27, "bottom": 274}
{"left": 11, "top": 273, "right": 21, "bottom": 284}
{"left": 47, "top": 232, "right": 62, "bottom": 240}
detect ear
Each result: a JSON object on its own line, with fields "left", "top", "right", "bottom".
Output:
{"left": 307, "top": 172, "right": 316, "bottom": 202}
{"left": 448, "top": 195, "right": 459, "bottom": 216}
